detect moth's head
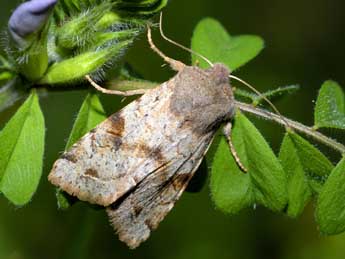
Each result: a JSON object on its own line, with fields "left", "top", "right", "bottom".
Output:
{"left": 205, "top": 63, "right": 231, "bottom": 85}
{"left": 202, "top": 63, "right": 233, "bottom": 103}
{"left": 170, "top": 63, "right": 235, "bottom": 133}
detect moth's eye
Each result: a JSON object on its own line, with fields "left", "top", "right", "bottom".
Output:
{"left": 8, "top": 0, "right": 57, "bottom": 45}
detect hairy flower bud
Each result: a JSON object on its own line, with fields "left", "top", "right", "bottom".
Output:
{"left": 5, "top": 0, "right": 168, "bottom": 84}
{"left": 39, "top": 40, "right": 133, "bottom": 84}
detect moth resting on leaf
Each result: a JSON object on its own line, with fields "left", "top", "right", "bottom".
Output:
{"left": 48, "top": 28, "right": 238, "bottom": 249}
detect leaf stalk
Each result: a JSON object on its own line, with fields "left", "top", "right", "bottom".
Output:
{"left": 235, "top": 101, "right": 345, "bottom": 155}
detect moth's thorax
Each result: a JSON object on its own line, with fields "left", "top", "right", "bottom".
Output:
{"left": 169, "top": 63, "right": 235, "bottom": 133}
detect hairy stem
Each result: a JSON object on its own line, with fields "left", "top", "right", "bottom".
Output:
{"left": 235, "top": 101, "right": 345, "bottom": 154}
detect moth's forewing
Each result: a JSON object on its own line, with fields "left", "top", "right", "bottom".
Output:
{"left": 106, "top": 131, "right": 215, "bottom": 249}
{"left": 49, "top": 81, "right": 177, "bottom": 206}
{"left": 48, "top": 63, "right": 235, "bottom": 247}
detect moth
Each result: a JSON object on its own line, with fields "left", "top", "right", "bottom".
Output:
{"left": 48, "top": 26, "right": 241, "bottom": 249}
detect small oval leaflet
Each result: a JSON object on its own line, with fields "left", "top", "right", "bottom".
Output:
{"left": 0, "top": 90, "right": 45, "bottom": 206}
{"left": 316, "top": 157, "right": 345, "bottom": 235}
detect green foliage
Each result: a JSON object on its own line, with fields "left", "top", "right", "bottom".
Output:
{"left": 210, "top": 137, "right": 254, "bottom": 214}
{"left": 48, "top": 0, "right": 167, "bottom": 83}
{"left": 191, "top": 18, "right": 264, "bottom": 70}
{"left": 0, "top": 91, "right": 45, "bottom": 205}
{"left": 285, "top": 132, "right": 334, "bottom": 193}
{"left": 105, "top": 65, "right": 158, "bottom": 92}
{"left": 65, "top": 94, "right": 107, "bottom": 149}
{"left": 39, "top": 40, "right": 131, "bottom": 84}
{"left": 57, "top": 93, "right": 107, "bottom": 209}
{"left": 279, "top": 133, "right": 312, "bottom": 217}
{"left": 0, "top": 79, "right": 27, "bottom": 113}
{"left": 211, "top": 112, "right": 287, "bottom": 214}
{"left": 0, "top": 5, "right": 344, "bottom": 241}
{"left": 0, "top": 55, "right": 14, "bottom": 84}
{"left": 314, "top": 80, "right": 345, "bottom": 129}
{"left": 232, "top": 112, "right": 288, "bottom": 211}
{"left": 316, "top": 157, "right": 345, "bottom": 234}
{"left": 0, "top": 0, "right": 167, "bottom": 206}
{"left": 234, "top": 85, "right": 300, "bottom": 106}
{"left": 3, "top": 0, "right": 167, "bottom": 85}
{"left": 18, "top": 35, "right": 49, "bottom": 81}
{"left": 56, "top": 2, "right": 112, "bottom": 50}
{"left": 192, "top": 18, "right": 344, "bottom": 234}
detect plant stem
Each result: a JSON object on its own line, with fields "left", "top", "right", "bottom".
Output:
{"left": 235, "top": 100, "right": 345, "bottom": 155}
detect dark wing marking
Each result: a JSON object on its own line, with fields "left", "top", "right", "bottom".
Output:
{"left": 48, "top": 80, "right": 211, "bottom": 207}
{"left": 106, "top": 132, "right": 215, "bottom": 249}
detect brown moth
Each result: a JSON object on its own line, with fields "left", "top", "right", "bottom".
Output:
{"left": 48, "top": 27, "right": 237, "bottom": 249}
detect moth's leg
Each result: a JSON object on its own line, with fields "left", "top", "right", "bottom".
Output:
{"left": 85, "top": 75, "right": 148, "bottom": 96}
{"left": 147, "top": 25, "right": 186, "bottom": 72}
{"left": 223, "top": 122, "right": 248, "bottom": 173}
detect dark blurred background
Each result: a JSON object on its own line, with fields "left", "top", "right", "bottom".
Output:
{"left": 1, "top": 0, "right": 345, "bottom": 259}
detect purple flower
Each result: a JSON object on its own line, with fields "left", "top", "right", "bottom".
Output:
{"left": 8, "top": 0, "right": 57, "bottom": 45}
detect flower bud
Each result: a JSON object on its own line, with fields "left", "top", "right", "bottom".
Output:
{"left": 8, "top": 0, "right": 57, "bottom": 47}
{"left": 56, "top": 2, "right": 111, "bottom": 50}
{"left": 8, "top": 0, "right": 57, "bottom": 81}
{"left": 39, "top": 40, "right": 132, "bottom": 85}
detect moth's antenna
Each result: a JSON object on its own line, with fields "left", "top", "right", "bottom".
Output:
{"left": 229, "top": 75, "right": 290, "bottom": 129}
{"left": 158, "top": 12, "right": 290, "bottom": 129}
{"left": 85, "top": 75, "right": 147, "bottom": 96}
{"left": 158, "top": 12, "right": 214, "bottom": 67}
{"left": 147, "top": 25, "right": 185, "bottom": 72}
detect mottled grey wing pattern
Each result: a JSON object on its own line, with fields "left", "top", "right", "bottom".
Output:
{"left": 48, "top": 65, "right": 227, "bottom": 207}
{"left": 48, "top": 64, "right": 234, "bottom": 248}
{"left": 49, "top": 81, "right": 178, "bottom": 206}
{"left": 106, "top": 131, "right": 215, "bottom": 249}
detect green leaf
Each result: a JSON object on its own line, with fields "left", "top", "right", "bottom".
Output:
{"left": 56, "top": 189, "right": 78, "bottom": 210}
{"left": 211, "top": 113, "right": 288, "bottom": 213}
{"left": 252, "top": 85, "right": 300, "bottom": 106}
{"left": 288, "top": 133, "right": 334, "bottom": 193}
{"left": 316, "top": 157, "right": 345, "bottom": 234}
{"left": 210, "top": 137, "right": 254, "bottom": 214}
{"left": 0, "top": 90, "right": 45, "bottom": 205}
{"left": 58, "top": 93, "right": 107, "bottom": 209}
{"left": 104, "top": 64, "right": 158, "bottom": 91}
{"left": 65, "top": 93, "right": 107, "bottom": 149}
{"left": 0, "top": 54, "right": 12, "bottom": 70}
{"left": 233, "top": 88, "right": 257, "bottom": 103}
{"left": 0, "top": 71, "right": 15, "bottom": 83}
{"left": 0, "top": 79, "right": 27, "bottom": 113}
{"left": 234, "top": 85, "right": 300, "bottom": 106}
{"left": 232, "top": 112, "right": 287, "bottom": 211}
{"left": 279, "top": 133, "right": 312, "bottom": 217}
{"left": 314, "top": 80, "right": 345, "bottom": 129}
{"left": 191, "top": 18, "right": 264, "bottom": 70}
